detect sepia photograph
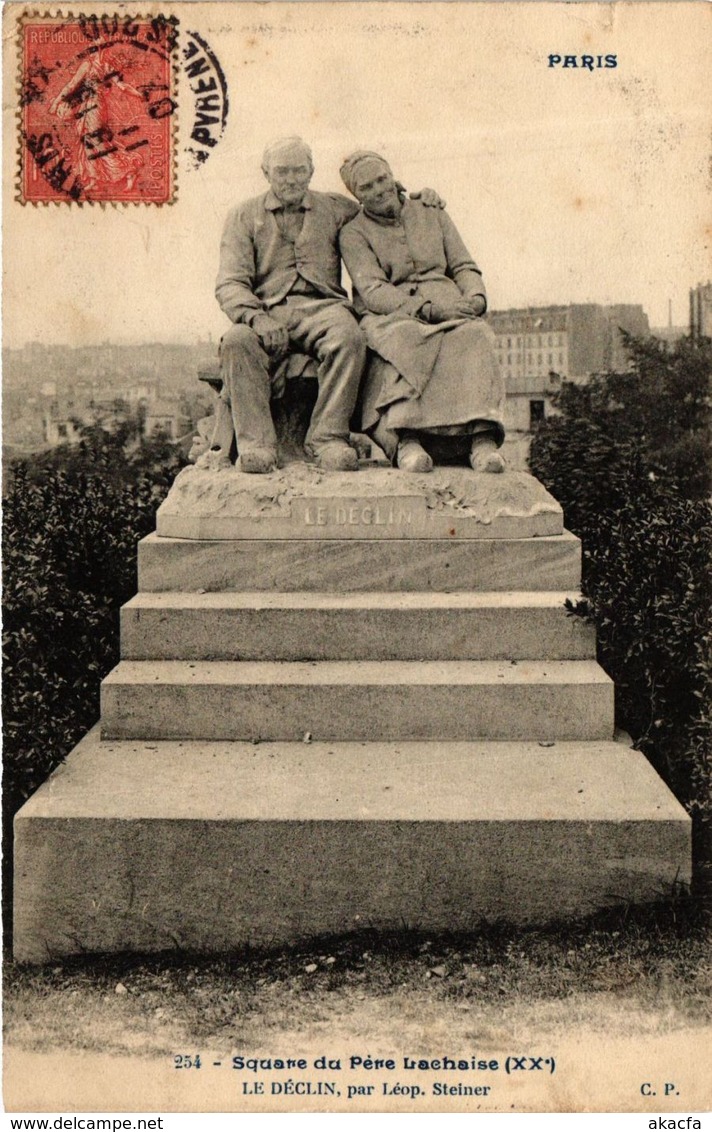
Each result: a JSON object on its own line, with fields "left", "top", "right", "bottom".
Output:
{"left": 2, "top": 0, "right": 710, "bottom": 1116}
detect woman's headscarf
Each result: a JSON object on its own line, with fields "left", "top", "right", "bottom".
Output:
{"left": 339, "top": 150, "right": 392, "bottom": 197}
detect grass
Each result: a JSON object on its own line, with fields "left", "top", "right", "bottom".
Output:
{"left": 4, "top": 902, "right": 711, "bottom": 1059}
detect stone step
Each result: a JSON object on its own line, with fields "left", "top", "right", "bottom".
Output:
{"left": 121, "top": 591, "right": 596, "bottom": 661}
{"left": 14, "top": 728, "right": 690, "bottom": 962}
{"left": 101, "top": 659, "right": 613, "bottom": 742}
{"left": 137, "top": 530, "right": 582, "bottom": 593}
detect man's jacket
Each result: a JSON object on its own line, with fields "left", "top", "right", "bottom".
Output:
{"left": 216, "top": 188, "right": 359, "bottom": 325}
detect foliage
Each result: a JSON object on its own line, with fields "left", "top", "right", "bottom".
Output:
{"left": 2, "top": 421, "right": 186, "bottom": 825}
{"left": 530, "top": 333, "right": 712, "bottom": 827}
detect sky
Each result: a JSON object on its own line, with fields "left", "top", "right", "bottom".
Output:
{"left": 2, "top": 1, "right": 710, "bottom": 348}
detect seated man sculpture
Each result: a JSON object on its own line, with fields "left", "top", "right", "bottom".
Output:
{"left": 214, "top": 136, "right": 444, "bottom": 473}
{"left": 339, "top": 150, "right": 506, "bottom": 473}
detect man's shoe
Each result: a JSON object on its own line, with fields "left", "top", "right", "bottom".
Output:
{"left": 469, "top": 435, "right": 506, "bottom": 473}
{"left": 313, "top": 441, "right": 359, "bottom": 471}
{"left": 239, "top": 447, "right": 278, "bottom": 474}
{"left": 396, "top": 438, "right": 433, "bottom": 473}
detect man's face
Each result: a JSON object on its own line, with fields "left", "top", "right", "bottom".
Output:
{"left": 352, "top": 159, "right": 400, "bottom": 217}
{"left": 263, "top": 143, "right": 313, "bottom": 206}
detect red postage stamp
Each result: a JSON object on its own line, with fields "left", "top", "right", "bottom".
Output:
{"left": 18, "top": 13, "right": 178, "bottom": 204}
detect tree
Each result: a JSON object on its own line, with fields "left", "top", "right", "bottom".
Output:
{"left": 530, "top": 333, "right": 712, "bottom": 907}
{"left": 2, "top": 419, "right": 187, "bottom": 932}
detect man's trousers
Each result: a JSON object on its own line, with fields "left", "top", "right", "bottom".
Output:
{"left": 219, "top": 296, "right": 367, "bottom": 457}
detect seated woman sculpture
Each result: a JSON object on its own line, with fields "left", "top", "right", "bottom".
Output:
{"left": 339, "top": 151, "right": 506, "bottom": 473}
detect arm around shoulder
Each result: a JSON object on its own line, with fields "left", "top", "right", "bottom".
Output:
{"left": 327, "top": 192, "right": 361, "bottom": 228}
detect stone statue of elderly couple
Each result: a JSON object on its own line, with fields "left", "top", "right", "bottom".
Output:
{"left": 212, "top": 136, "right": 506, "bottom": 475}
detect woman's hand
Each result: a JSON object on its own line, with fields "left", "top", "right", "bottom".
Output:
{"left": 427, "top": 298, "right": 479, "bottom": 322}
{"left": 466, "top": 295, "right": 487, "bottom": 317}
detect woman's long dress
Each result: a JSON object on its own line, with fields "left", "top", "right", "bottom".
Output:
{"left": 339, "top": 199, "right": 505, "bottom": 457}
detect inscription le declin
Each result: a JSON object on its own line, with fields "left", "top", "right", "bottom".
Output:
{"left": 302, "top": 502, "right": 414, "bottom": 527}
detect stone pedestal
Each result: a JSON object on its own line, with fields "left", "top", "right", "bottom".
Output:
{"left": 13, "top": 466, "right": 690, "bottom": 962}
{"left": 156, "top": 464, "right": 564, "bottom": 540}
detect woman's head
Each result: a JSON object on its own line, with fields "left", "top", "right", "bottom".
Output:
{"left": 340, "top": 151, "right": 400, "bottom": 218}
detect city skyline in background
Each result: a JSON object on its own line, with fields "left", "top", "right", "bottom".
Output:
{"left": 3, "top": 293, "right": 700, "bottom": 350}
{"left": 7, "top": 293, "right": 708, "bottom": 461}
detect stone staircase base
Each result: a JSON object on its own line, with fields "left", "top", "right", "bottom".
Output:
{"left": 14, "top": 729, "right": 690, "bottom": 963}
{"left": 12, "top": 467, "right": 691, "bottom": 961}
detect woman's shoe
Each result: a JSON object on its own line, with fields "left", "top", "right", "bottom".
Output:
{"left": 469, "top": 435, "right": 506, "bottom": 473}
{"left": 396, "top": 438, "right": 434, "bottom": 472}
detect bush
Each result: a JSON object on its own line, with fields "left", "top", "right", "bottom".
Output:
{"left": 530, "top": 334, "right": 712, "bottom": 899}
{"left": 2, "top": 424, "right": 187, "bottom": 930}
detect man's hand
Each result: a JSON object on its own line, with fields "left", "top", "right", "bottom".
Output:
{"left": 427, "top": 298, "right": 479, "bottom": 322}
{"left": 395, "top": 182, "right": 446, "bottom": 209}
{"left": 252, "top": 313, "right": 290, "bottom": 355}
{"left": 410, "top": 186, "right": 446, "bottom": 209}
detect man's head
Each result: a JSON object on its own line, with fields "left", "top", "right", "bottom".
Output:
{"left": 262, "top": 137, "right": 314, "bottom": 207}
{"left": 340, "top": 151, "right": 400, "bottom": 218}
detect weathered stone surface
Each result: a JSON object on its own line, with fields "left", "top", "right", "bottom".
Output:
{"left": 156, "top": 464, "right": 563, "bottom": 540}
{"left": 192, "top": 371, "right": 320, "bottom": 467}
{"left": 100, "top": 658, "right": 614, "bottom": 742}
{"left": 121, "top": 591, "right": 596, "bottom": 661}
{"left": 14, "top": 728, "right": 690, "bottom": 962}
{"left": 137, "top": 530, "right": 583, "bottom": 592}
{"left": 13, "top": 447, "right": 691, "bottom": 963}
